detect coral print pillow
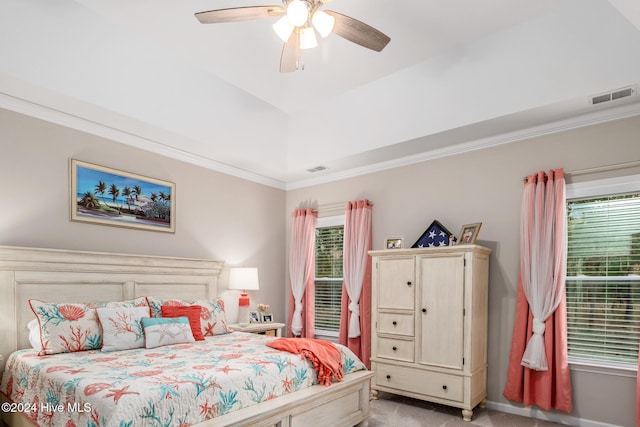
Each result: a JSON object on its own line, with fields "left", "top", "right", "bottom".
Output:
{"left": 96, "top": 306, "right": 150, "bottom": 352}
{"left": 29, "top": 300, "right": 100, "bottom": 355}
{"left": 147, "top": 297, "right": 231, "bottom": 336}
{"left": 29, "top": 298, "right": 149, "bottom": 355}
{"left": 141, "top": 317, "right": 195, "bottom": 348}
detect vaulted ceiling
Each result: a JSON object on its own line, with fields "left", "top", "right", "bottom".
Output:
{"left": 2, "top": 0, "right": 640, "bottom": 189}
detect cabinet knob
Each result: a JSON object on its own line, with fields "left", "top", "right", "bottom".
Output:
{"left": 392, "top": 346, "right": 397, "bottom": 351}
{"left": 406, "top": 281, "right": 412, "bottom": 286}
{"left": 422, "top": 308, "right": 427, "bottom": 313}
{"left": 442, "top": 385, "right": 447, "bottom": 391}
{"left": 386, "top": 375, "right": 391, "bottom": 380}
{"left": 392, "top": 321, "right": 397, "bottom": 326}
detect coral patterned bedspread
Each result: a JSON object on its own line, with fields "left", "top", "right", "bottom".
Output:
{"left": 0, "top": 333, "right": 366, "bottom": 427}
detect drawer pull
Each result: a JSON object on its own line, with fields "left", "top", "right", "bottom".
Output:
{"left": 406, "top": 281, "right": 412, "bottom": 286}
{"left": 442, "top": 385, "right": 447, "bottom": 391}
{"left": 392, "top": 346, "right": 397, "bottom": 351}
{"left": 422, "top": 308, "right": 427, "bottom": 313}
{"left": 392, "top": 321, "right": 397, "bottom": 326}
{"left": 386, "top": 375, "right": 391, "bottom": 380}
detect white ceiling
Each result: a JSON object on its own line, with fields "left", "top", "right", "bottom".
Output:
{"left": 1, "top": 0, "right": 640, "bottom": 189}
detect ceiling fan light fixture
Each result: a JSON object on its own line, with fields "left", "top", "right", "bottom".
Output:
{"left": 299, "top": 25, "right": 318, "bottom": 49}
{"left": 311, "top": 10, "right": 334, "bottom": 38}
{"left": 286, "top": 0, "right": 309, "bottom": 27}
{"left": 273, "top": 16, "right": 295, "bottom": 42}
{"left": 194, "top": 2, "right": 391, "bottom": 73}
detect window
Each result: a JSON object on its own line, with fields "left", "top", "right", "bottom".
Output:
{"left": 314, "top": 215, "right": 344, "bottom": 336}
{"left": 566, "top": 175, "right": 640, "bottom": 367}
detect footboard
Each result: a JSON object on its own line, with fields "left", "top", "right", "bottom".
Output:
{"left": 205, "top": 370, "right": 374, "bottom": 427}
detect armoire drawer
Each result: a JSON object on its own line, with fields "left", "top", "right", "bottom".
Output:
{"left": 376, "top": 336, "right": 414, "bottom": 362}
{"left": 377, "top": 312, "right": 414, "bottom": 336}
{"left": 375, "top": 364, "right": 464, "bottom": 403}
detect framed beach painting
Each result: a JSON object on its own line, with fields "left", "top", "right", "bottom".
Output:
{"left": 70, "top": 159, "right": 175, "bottom": 233}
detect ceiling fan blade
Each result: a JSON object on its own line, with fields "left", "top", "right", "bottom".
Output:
{"left": 195, "top": 6, "right": 284, "bottom": 24}
{"left": 280, "top": 31, "right": 300, "bottom": 73}
{"left": 325, "top": 10, "right": 390, "bottom": 52}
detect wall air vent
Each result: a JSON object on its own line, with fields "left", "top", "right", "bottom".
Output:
{"left": 306, "top": 165, "right": 328, "bottom": 173}
{"left": 591, "top": 85, "right": 637, "bottom": 105}
{"left": 612, "top": 87, "right": 634, "bottom": 100}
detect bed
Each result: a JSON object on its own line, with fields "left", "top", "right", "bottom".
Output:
{"left": 0, "top": 245, "right": 373, "bottom": 427}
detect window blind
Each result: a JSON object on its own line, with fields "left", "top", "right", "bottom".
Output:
{"left": 314, "top": 225, "right": 343, "bottom": 333}
{"left": 566, "top": 193, "right": 640, "bottom": 365}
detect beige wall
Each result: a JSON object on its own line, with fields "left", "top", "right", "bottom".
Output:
{"left": 286, "top": 115, "right": 640, "bottom": 426}
{"left": 0, "top": 108, "right": 287, "bottom": 325}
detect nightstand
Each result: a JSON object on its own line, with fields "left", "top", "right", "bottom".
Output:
{"left": 230, "top": 322, "right": 285, "bottom": 337}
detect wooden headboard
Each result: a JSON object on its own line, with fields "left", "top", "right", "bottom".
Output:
{"left": 0, "top": 245, "right": 224, "bottom": 367}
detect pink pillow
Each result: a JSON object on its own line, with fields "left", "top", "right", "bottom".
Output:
{"left": 161, "top": 305, "right": 205, "bottom": 340}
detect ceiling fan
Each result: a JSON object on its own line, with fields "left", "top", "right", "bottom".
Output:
{"left": 195, "top": 0, "right": 390, "bottom": 73}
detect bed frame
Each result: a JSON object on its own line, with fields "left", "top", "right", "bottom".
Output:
{"left": 0, "top": 245, "right": 373, "bottom": 427}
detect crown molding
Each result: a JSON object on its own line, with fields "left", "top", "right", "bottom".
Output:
{"left": 0, "top": 92, "right": 287, "bottom": 190}
{"left": 285, "top": 101, "right": 640, "bottom": 190}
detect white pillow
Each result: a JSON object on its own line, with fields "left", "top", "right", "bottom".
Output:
{"left": 96, "top": 306, "right": 150, "bottom": 352}
{"left": 27, "top": 318, "right": 43, "bottom": 351}
{"left": 141, "top": 317, "right": 195, "bottom": 349}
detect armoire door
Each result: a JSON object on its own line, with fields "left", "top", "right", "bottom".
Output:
{"left": 376, "top": 256, "right": 415, "bottom": 310}
{"left": 418, "top": 254, "right": 465, "bottom": 369}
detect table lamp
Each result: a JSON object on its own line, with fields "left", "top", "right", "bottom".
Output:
{"left": 228, "top": 267, "right": 260, "bottom": 325}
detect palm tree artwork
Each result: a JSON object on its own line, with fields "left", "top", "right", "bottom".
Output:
{"left": 72, "top": 160, "right": 174, "bottom": 232}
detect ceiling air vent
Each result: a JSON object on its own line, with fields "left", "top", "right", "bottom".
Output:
{"left": 591, "top": 85, "right": 637, "bottom": 105}
{"left": 306, "top": 165, "right": 328, "bottom": 173}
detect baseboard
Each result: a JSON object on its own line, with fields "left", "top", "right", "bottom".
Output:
{"left": 486, "top": 401, "right": 620, "bottom": 427}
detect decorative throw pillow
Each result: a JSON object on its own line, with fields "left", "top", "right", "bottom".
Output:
{"left": 147, "top": 297, "right": 231, "bottom": 337}
{"left": 96, "top": 306, "right": 150, "bottom": 351}
{"left": 141, "top": 317, "right": 195, "bottom": 348}
{"left": 161, "top": 305, "right": 205, "bottom": 340}
{"left": 29, "top": 298, "right": 150, "bottom": 355}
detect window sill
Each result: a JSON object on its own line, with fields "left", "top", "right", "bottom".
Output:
{"left": 314, "top": 330, "right": 339, "bottom": 343}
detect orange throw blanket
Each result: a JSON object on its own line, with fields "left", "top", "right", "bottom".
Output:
{"left": 267, "top": 338, "right": 344, "bottom": 386}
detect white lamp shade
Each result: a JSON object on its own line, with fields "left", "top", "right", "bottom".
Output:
{"left": 228, "top": 267, "right": 260, "bottom": 291}
{"left": 273, "top": 16, "right": 295, "bottom": 42}
{"left": 287, "top": 0, "right": 309, "bottom": 27}
{"left": 311, "top": 10, "right": 335, "bottom": 38}
{"left": 300, "top": 26, "right": 318, "bottom": 49}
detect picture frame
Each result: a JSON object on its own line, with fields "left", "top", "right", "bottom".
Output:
{"left": 412, "top": 220, "right": 456, "bottom": 248}
{"left": 70, "top": 159, "right": 175, "bottom": 233}
{"left": 385, "top": 237, "right": 404, "bottom": 249}
{"left": 249, "top": 311, "right": 260, "bottom": 323}
{"left": 261, "top": 313, "right": 273, "bottom": 323}
{"left": 457, "top": 222, "right": 482, "bottom": 245}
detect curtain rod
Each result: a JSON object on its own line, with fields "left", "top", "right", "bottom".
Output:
{"left": 314, "top": 202, "right": 344, "bottom": 213}
{"left": 312, "top": 200, "right": 374, "bottom": 213}
{"left": 523, "top": 160, "right": 640, "bottom": 182}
